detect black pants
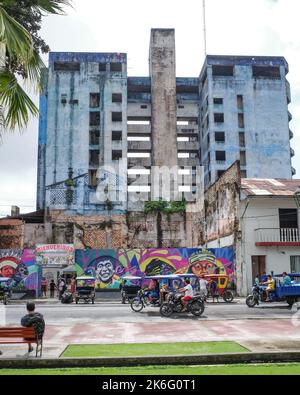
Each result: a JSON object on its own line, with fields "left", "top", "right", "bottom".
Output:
{"left": 50, "top": 289, "right": 55, "bottom": 298}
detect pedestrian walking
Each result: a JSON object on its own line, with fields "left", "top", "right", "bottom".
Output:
{"left": 70, "top": 277, "right": 76, "bottom": 295}
{"left": 49, "top": 280, "right": 56, "bottom": 298}
{"left": 58, "top": 278, "right": 65, "bottom": 300}
{"left": 41, "top": 277, "right": 48, "bottom": 298}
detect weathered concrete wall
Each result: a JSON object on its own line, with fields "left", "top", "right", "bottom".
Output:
{"left": 0, "top": 219, "right": 24, "bottom": 249}
{"left": 149, "top": 29, "right": 178, "bottom": 168}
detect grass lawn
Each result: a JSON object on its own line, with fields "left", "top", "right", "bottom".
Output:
{"left": 62, "top": 341, "right": 248, "bottom": 358}
{"left": 0, "top": 364, "right": 300, "bottom": 375}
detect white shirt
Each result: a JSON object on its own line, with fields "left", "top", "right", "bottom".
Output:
{"left": 199, "top": 279, "right": 208, "bottom": 290}
{"left": 184, "top": 284, "right": 194, "bottom": 298}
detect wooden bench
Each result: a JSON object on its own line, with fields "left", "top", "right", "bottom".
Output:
{"left": 0, "top": 327, "right": 43, "bottom": 357}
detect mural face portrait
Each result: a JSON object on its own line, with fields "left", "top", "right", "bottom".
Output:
{"left": 89, "top": 256, "right": 117, "bottom": 284}
{"left": 14, "top": 264, "right": 29, "bottom": 279}
{"left": 144, "top": 259, "right": 176, "bottom": 276}
{"left": 188, "top": 251, "right": 217, "bottom": 277}
{"left": 1, "top": 265, "right": 15, "bottom": 278}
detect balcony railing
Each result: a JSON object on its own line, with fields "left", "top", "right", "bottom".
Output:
{"left": 255, "top": 228, "right": 300, "bottom": 245}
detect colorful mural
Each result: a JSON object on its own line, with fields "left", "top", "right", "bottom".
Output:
{"left": 36, "top": 244, "right": 74, "bottom": 266}
{"left": 75, "top": 248, "right": 235, "bottom": 290}
{"left": 0, "top": 249, "right": 38, "bottom": 290}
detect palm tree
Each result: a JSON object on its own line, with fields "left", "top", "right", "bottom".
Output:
{"left": 0, "top": 1, "right": 72, "bottom": 131}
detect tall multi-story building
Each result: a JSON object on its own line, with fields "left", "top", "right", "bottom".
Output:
{"left": 37, "top": 29, "right": 294, "bottom": 216}
{"left": 199, "top": 55, "right": 294, "bottom": 186}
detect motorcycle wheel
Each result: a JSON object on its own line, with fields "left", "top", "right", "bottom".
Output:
{"left": 190, "top": 301, "right": 205, "bottom": 317}
{"left": 160, "top": 303, "right": 173, "bottom": 317}
{"left": 246, "top": 295, "right": 257, "bottom": 308}
{"left": 223, "top": 290, "right": 234, "bottom": 303}
{"left": 130, "top": 298, "right": 144, "bottom": 312}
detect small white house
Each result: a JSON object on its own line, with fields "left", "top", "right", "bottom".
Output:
{"left": 237, "top": 178, "right": 300, "bottom": 295}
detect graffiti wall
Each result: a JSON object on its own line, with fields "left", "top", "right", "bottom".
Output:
{"left": 0, "top": 249, "right": 39, "bottom": 290}
{"left": 75, "top": 248, "right": 235, "bottom": 289}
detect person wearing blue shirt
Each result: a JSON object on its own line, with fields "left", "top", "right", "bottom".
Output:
{"left": 282, "top": 272, "right": 292, "bottom": 286}
{"left": 261, "top": 272, "right": 268, "bottom": 283}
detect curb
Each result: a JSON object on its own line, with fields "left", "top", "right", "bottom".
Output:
{"left": 0, "top": 352, "right": 300, "bottom": 369}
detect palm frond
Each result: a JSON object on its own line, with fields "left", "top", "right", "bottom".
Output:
{"left": 0, "top": 69, "right": 38, "bottom": 130}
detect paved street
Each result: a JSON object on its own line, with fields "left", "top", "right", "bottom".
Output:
{"left": 1, "top": 299, "right": 300, "bottom": 359}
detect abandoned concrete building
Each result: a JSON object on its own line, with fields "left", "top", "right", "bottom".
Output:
{"left": 0, "top": 28, "right": 295, "bottom": 251}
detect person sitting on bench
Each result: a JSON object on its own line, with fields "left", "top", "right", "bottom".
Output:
{"left": 21, "top": 302, "right": 45, "bottom": 354}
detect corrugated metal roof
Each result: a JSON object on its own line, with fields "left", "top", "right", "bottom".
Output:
{"left": 241, "top": 179, "right": 300, "bottom": 197}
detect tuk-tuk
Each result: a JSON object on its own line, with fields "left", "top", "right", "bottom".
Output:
{"left": 0, "top": 277, "right": 12, "bottom": 305}
{"left": 204, "top": 274, "right": 234, "bottom": 303}
{"left": 74, "top": 276, "right": 96, "bottom": 304}
{"left": 120, "top": 276, "right": 143, "bottom": 304}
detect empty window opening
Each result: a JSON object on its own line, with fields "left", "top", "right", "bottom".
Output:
{"left": 216, "top": 151, "right": 226, "bottom": 161}
{"left": 177, "top": 121, "right": 189, "bottom": 126}
{"left": 110, "top": 63, "right": 122, "bottom": 72}
{"left": 112, "top": 150, "right": 123, "bottom": 161}
{"left": 177, "top": 137, "right": 189, "bottom": 142}
{"left": 90, "top": 93, "right": 100, "bottom": 108}
{"left": 54, "top": 62, "right": 80, "bottom": 72}
{"left": 69, "top": 99, "right": 79, "bottom": 105}
{"left": 99, "top": 63, "right": 106, "bottom": 72}
{"left": 239, "top": 132, "right": 245, "bottom": 147}
{"left": 127, "top": 120, "right": 150, "bottom": 125}
{"left": 237, "top": 95, "right": 244, "bottom": 110}
{"left": 89, "top": 112, "right": 100, "bottom": 126}
{"left": 238, "top": 113, "right": 245, "bottom": 128}
{"left": 128, "top": 152, "right": 150, "bottom": 158}
{"left": 112, "top": 131, "right": 122, "bottom": 141}
{"left": 89, "top": 150, "right": 100, "bottom": 167}
{"left": 253, "top": 66, "right": 281, "bottom": 79}
{"left": 215, "top": 132, "right": 225, "bottom": 143}
{"left": 240, "top": 170, "right": 247, "bottom": 178}
{"left": 213, "top": 98, "right": 223, "bottom": 105}
{"left": 112, "top": 93, "right": 122, "bottom": 103}
{"left": 127, "top": 136, "right": 150, "bottom": 142}
{"left": 89, "top": 170, "right": 98, "bottom": 187}
{"left": 217, "top": 170, "right": 225, "bottom": 178}
{"left": 212, "top": 65, "right": 234, "bottom": 77}
{"left": 240, "top": 151, "right": 247, "bottom": 166}
{"left": 214, "top": 113, "right": 224, "bottom": 123}
{"left": 128, "top": 169, "right": 150, "bottom": 175}
{"left": 140, "top": 105, "right": 148, "bottom": 109}
{"left": 178, "top": 169, "right": 191, "bottom": 175}
{"left": 178, "top": 105, "right": 185, "bottom": 109}
{"left": 90, "top": 130, "right": 100, "bottom": 145}
{"left": 178, "top": 153, "right": 190, "bottom": 158}
{"left": 112, "top": 112, "right": 122, "bottom": 122}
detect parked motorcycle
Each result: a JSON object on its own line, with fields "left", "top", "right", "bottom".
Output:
{"left": 160, "top": 292, "right": 205, "bottom": 317}
{"left": 130, "top": 289, "right": 159, "bottom": 312}
{"left": 246, "top": 284, "right": 267, "bottom": 307}
{"left": 61, "top": 291, "right": 74, "bottom": 304}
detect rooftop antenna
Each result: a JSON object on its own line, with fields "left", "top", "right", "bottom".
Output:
{"left": 203, "top": 0, "right": 207, "bottom": 57}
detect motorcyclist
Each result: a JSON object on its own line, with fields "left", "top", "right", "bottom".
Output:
{"left": 144, "top": 279, "right": 159, "bottom": 302}
{"left": 179, "top": 279, "right": 194, "bottom": 312}
{"left": 263, "top": 274, "right": 275, "bottom": 301}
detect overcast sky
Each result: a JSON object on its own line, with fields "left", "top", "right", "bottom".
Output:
{"left": 0, "top": 0, "right": 299, "bottom": 216}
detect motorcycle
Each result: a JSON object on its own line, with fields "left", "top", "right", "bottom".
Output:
{"left": 160, "top": 292, "right": 205, "bottom": 317}
{"left": 246, "top": 284, "right": 267, "bottom": 307}
{"left": 130, "top": 289, "right": 160, "bottom": 312}
{"left": 61, "top": 291, "right": 74, "bottom": 304}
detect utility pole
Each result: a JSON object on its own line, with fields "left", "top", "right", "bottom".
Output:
{"left": 203, "top": 0, "right": 207, "bottom": 57}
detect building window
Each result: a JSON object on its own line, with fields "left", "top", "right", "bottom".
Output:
{"left": 178, "top": 105, "right": 184, "bottom": 109}
{"left": 237, "top": 95, "right": 244, "bottom": 110}
{"left": 216, "top": 151, "right": 226, "bottom": 161}
{"left": 252, "top": 65, "right": 281, "bottom": 79}
{"left": 99, "top": 63, "right": 106, "bottom": 72}
{"left": 112, "top": 150, "right": 123, "bottom": 161}
{"left": 215, "top": 131, "right": 225, "bottom": 143}
{"left": 238, "top": 113, "right": 245, "bottom": 128}
{"left": 239, "top": 132, "right": 245, "bottom": 147}
{"left": 89, "top": 130, "right": 100, "bottom": 145}
{"left": 217, "top": 170, "right": 225, "bottom": 178}
{"left": 54, "top": 61, "right": 80, "bottom": 72}
{"left": 279, "top": 209, "right": 298, "bottom": 229}
{"left": 240, "top": 150, "right": 246, "bottom": 166}
{"left": 110, "top": 63, "right": 122, "bottom": 72}
{"left": 90, "top": 93, "right": 100, "bottom": 108}
{"left": 290, "top": 257, "right": 300, "bottom": 274}
{"left": 89, "top": 112, "right": 100, "bottom": 126}
{"left": 214, "top": 113, "right": 224, "bottom": 123}
{"left": 89, "top": 170, "right": 98, "bottom": 187}
{"left": 212, "top": 65, "right": 234, "bottom": 77}
{"left": 112, "top": 93, "right": 122, "bottom": 103}
{"left": 240, "top": 170, "right": 247, "bottom": 178}
{"left": 112, "top": 112, "right": 122, "bottom": 122}
{"left": 141, "top": 105, "right": 148, "bottom": 109}
{"left": 89, "top": 150, "right": 100, "bottom": 167}
{"left": 69, "top": 99, "right": 79, "bottom": 105}
{"left": 112, "top": 131, "right": 122, "bottom": 141}
{"left": 213, "top": 98, "right": 223, "bottom": 105}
